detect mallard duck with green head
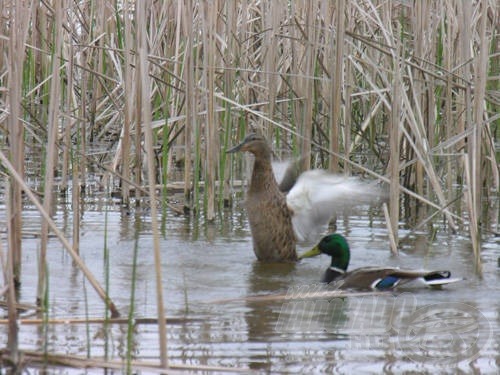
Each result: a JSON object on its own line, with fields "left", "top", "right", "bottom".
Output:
{"left": 300, "top": 233, "right": 461, "bottom": 289}
{"left": 227, "top": 133, "right": 383, "bottom": 262}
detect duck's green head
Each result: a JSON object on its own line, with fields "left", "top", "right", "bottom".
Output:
{"left": 227, "top": 133, "right": 272, "bottom": 159}
{"left": 299, "top": 233, "right": 350, "bottom": 271}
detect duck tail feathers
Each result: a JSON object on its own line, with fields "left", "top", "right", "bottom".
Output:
{"left": 423, "top": 270, "right": 463, "bottom": 287}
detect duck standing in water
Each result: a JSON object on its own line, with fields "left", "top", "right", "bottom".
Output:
{"left": 300, "top": 233, "right": 461, "bottom": 289}
{"left": 227, "top": 133, "right": 383, "bottom": 262}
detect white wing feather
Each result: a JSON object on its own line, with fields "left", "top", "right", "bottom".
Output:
{"left": 286, "top": 170, "right": 384, "bottom": 241}
{"left": 271, "top": 161, "right": 290, "bottom": 184}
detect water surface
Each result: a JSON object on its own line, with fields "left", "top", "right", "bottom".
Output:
{"left": 1, "top": 196, "right": 498, "bottom": 374}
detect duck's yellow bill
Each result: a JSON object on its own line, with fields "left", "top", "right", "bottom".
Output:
{"left": 298, "top": 245, "right": 321, "bottom": 259}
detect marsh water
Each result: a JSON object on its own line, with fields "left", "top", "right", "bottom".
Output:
{"left": 1, "top": 188, "right": 499, "bottom": 374}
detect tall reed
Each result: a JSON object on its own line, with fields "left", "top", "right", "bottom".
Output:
{"left": 201, "top": 0, "right": 218, "bottom": 221}
{"left": 388, "top": 20, "right": 402, "bottom": 250}
{"left": 38, "top": 0, "right": 63, "bottom": 306}
{"left": 5, "top": 179, "right": 19, "bottom": 367}
{"left": 119, "top": 0, "right": 134, "bottom": 206}
{"left": 4, "top": 2, "right": 34, "bottom": 367}
{"left": 6, "top": 0, "right": 31, "bottom": 286}
{"left": 136, "top": 1, "right": 168, "bottom": 368}
{"left": 126, "top": 230, "right": 140, "bottom": 373}
{"left": 329, "top": 0, "right": 345, "bottom": 173}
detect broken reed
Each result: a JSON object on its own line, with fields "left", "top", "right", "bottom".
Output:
{"left": 0, "top": 0, "right": 498, "bottom": 371}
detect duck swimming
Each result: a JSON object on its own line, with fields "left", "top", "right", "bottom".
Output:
{"left": 227, "top": 133, "right": 383, "bottom": 262}
{"left": 300, "top": 233, "right": 461, "bottom": 289}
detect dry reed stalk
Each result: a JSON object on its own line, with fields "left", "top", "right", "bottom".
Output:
{"left": 71, "top": 139, "right": 81, "bottom": 256}
{"left": 235, "top": 0, "right": 250, "bottom": 130}
{"left": 262, "top": 0, "right": 282, "bottom": 141}
{"left": 457, "top": 0, "right": 474, "bottom": 183}
{"left": 0, "top": 0, "right": 5, "bottom": 74}
{"left": 419, "top": 1, "right": 438, "bottom": 147}
{"left": 6, "top": 0, "right": 32, "bottom": 286}
{"left": 133, "top": 40, "right": 143, "bottom": 203}
{"left": 298, "top": 1, "right": 316, "bottom": 168}
{"left": 483, "top": 119, "right": 500, "bottom": 195}
{"left": 463, "top": 154, "right": 482, "bottom": 274}
{"left": 182, "top": 0, "right": 194, "bottom": 206}
{"left": 221, "top": 0, "right": 237, "bottom": 206}
{"left": 442, "top": 0, "right": 454, "bottom": 202}
{"left": 167, "top": 1, "right": 184, "bottom": 189}
{"left": 469, "top": 0, "right": 490, "bottom": 256}
{"left": 0, "top": 295, "right": 39, "bottom": 314}
{"left": 120, "top": 0, "right": 134, "bottom": 206}
{"left": 207, "top": 289, "right": 388, "bottom": 304}
{"left": 388, "top": 20, "right": 402, "bottom": 249}
{"left": 89, "top": 2, "right": 105, "bottom": 141}
{"left": 201, "top": 0, "right": 218, "bottom": 221}
{"left": 288, "top": 5, "right": 304, "bottom": 154}
{"left": 383, "top": 202, "right": 399, "bottom": 256}
{"left": 0, "top": 349, "right": 248, "bottom": 373}
{"left": 78, "top": 27, "right": 91, "bottom": 195}
{"left": 412, "top": 0, "right": 428, "bottom": 198}
{"left": 0, "top": 221, "right": 7, "bottom": 286}
{"left": 329, "top": 0, "right": 345, "bottom": 172}
{"left": 343, "top": 3, "right": 354, "bottom": 175}
{"left": 136, "top": 1, "right": 168, "bottom": 368}
{"left": 38, "top": 0, "right": 63, "bottom": 305}
{"left": 5, "top": 179, "right": 19, "bottom": 367}
{"left": 60, "top": 39, "right": 74, "bottom": 194}
{"left": 61, "top": 10, "right": 79, "bottom": 257}
{"left": 0, "top": 316, "right": 201, "bottom": 325}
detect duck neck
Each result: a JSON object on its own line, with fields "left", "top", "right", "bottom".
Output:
{"left": 323, "top": 267, "right": 344, "bottom": 283}
{"left": 249, "top": 156, "right": 279, "bottom": 194}
{"left": 330, "top": 252, "right": 349, "bottom": 272}
{"left": 328, "top": 266, "right": 346, "bottom": 274}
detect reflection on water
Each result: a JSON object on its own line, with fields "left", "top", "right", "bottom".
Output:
{"left": 0, "top": 196, "right": 498, "bottom": 374}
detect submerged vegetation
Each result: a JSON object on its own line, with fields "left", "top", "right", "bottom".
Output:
{"left": 0, "top": 0, "right": 498, "bottom": 372}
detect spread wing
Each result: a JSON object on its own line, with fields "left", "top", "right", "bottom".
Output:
{"left": 286, "top": 170, "right": 385, "bottom": 241}
{"left": 272, "top": 156, "right": 308, "bottom": 193}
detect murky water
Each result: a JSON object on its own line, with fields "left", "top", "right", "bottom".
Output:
{"left": 1, "top": 193, "right": 499, "bottom": 374}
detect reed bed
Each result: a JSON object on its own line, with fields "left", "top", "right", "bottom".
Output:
{"left": 0, "top": 0, "right": 498, "bottom": 372}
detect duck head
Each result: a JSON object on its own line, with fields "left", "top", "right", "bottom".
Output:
{"left": 227, "top": 133, "right": 272, "bottom": 160}
{"left": 299, "top": 233, "right": 350, "bottom": 271}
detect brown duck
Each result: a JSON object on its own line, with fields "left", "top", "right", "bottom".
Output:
{"left": 228, "top": 133, "right": 384, "bottom": 262}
